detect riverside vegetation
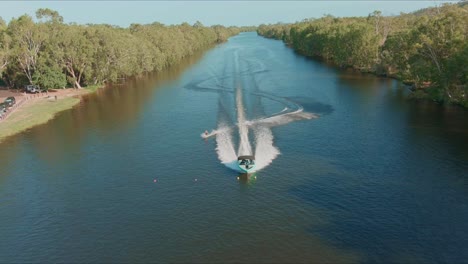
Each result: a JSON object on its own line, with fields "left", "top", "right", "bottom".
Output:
{"left": 0, "top": 8, "right": 243, "bottom": 141}
{"left": 0, "top": 9, "right": 241, "bottom": 91}
{"left": 257, "top": 2, "right": 468, "bottom": 107}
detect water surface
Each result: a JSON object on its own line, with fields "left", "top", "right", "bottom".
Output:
{"left": 1, "top": 32, "right": 468, "bottom": 263}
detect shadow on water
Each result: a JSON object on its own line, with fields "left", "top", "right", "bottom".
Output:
{"left": 286, "top": 97, "right": 334, "bottom": 115}
{"left": 237, "top": 172, "right": 257, "bottom": 185}
{"left": 335, "top": 65, "right": 468, "bottom": 163}
{"left": 406, "top": 101, "right": 468, "bottom": 161}
{"left": 285, "top": 65, "right": 468, "bottom": 263}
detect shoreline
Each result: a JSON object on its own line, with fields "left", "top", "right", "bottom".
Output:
{"left": 0, "top": 87, "right": 101, "bottom": 143}
{"left": 0, "top": 38, "right": 233, "bottom": 144}
{"left": 279, "top": 40, "right": 462, "bottom": 107}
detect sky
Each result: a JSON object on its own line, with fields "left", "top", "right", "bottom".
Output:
{"left": 0, "top": 1, "right": 459, "bottom": 27}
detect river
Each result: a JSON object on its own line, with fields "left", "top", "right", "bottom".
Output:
{"left": 1, "top": 32, "right": 467, "bottom": 263}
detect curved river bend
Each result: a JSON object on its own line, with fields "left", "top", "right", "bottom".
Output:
{"left": 1, "top": 32, "right": 468, "bottom": 263}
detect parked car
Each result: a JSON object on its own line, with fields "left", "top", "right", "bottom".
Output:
{"left": 25, "top": 85, "right": 42, "bottom": 93}
{"left": 0, "top": 102, "right": 7, "bottom": 113}
{"left": 4, "top": 97, "right": 15, "bottom": 107}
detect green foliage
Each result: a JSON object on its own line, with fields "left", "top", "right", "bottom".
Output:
{"left": 0, "top": 16, "right": 9, "bottom": 78}
{"left": 0, "top": 10, "right": 240, "bottom": 90}
{"left": 35, "top": 8, "right": 63, "bottom": 23}
{"left": 408, "top": 89, "right": 432, "bottom": 100}
{"left": 0, "top": 96, "right": 80, "bottom": 142}
{"left": 7, "top": 15, "right": 45, "bottom": 85}
{"left": 257, "top": 2, "right": 468, "bottom": 106}
{"left": 84, "top": 84, "right": 102, "bottom": 92}
{"left": 259, "top": 17, "right": 381, "bottom": 70}
{"left": 238, "top": 26, "right": 257, "bottom": 32}
{"left": 32, "top": 64, "right": 67, "bottom": 90}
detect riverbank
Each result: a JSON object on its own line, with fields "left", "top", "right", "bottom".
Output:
{"left": 257, "top": 2, "right": 468, "bottom": 107}
{"left": 262, "top": 36, "right": 466, "bottom": 107}
{"left": 0, "top": 87, "right": 100, "bottom": 142}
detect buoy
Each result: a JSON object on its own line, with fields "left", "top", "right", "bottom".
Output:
{"left": 153, "top": 179, "right": 157, "bottom": 183}
{"left": 237, "top": 177, "right": 239, "bottom": 180}
{"left": 195, "top": 179, "right": 198, "bottom": 182}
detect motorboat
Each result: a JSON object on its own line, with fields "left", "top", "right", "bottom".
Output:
{"left": 237, "top": 155, "right": 256, "bottom": 173}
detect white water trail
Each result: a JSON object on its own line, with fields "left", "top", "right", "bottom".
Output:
{"left": 253, "top": 125, "right": 280, "bottom": 171}
{"left": 236, "top": 87, "right": 252, "bottom": 156}
{"left": 201, "top": 126, "right": 230, "bottom": 139}
{"left": 215, "top": 122, "right": 239, "bottom": 171}
{"left": 251, "top": 108, "right": 317, "bottom": 127}
{"left": 208, "top": 48, "right": 317, "bottom": 173}
{"left": 212, "top": 50, "right": 242, "bottom": 172}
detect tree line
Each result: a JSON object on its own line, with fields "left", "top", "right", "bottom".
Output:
{"left": 0, "top": 9, "right": 242, "bottom": 90}
{"left": 257, "top": 2, "right": 468, "bottom": 107}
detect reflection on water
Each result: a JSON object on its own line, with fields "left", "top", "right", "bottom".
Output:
{"left": 237, "top": 172, "right": 257, "bottom": 185}
{"left": 0, "top": 50, "right": 206, "bottom": 169}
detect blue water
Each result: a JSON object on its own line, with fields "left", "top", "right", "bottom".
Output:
{"left": 1, "top": 32, "right": 468, "bottom": 263}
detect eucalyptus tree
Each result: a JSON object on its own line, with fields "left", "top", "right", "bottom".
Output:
{"left": 257, "top": 1, "right": 468, "bottom": 106}
{"left": 32, "top": 8, "right": 68, "bottom": 90}
{"left": 0, "top": 17, "right": 9, "bottom": 77}
{"left": 211, "top": 25, "right": 232, "bottom": 43}
{"left": 405, "top": 4, "right": 468, "bottom": 101}
{"left": 0, "top": 8, "right": 240, "bottom": 89}
{"left": 7, "top": 15, "right": 45, "bottom": 85}
{"left": 85, "top": 25, "right": 120, "bottom": 84}
{"left": 129, "top": 24, "right": 165, "bottom": 72}
{"left": 55, "top": 25, "right": 95, "bottom": 88}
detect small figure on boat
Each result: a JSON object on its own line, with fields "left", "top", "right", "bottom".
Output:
{"left": 237, "top": 155, "right": 256, "bottom": 173}
{"left": 204, "top": 130, "right": 209, "bottom": 136}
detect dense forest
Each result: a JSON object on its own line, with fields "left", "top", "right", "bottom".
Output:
{"left": 0, "top": 9, "right": 241, "bottom": 90}
{"left": 257, "top": 2, "right": 468, "bottom": 107}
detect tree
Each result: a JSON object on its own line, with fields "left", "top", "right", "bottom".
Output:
{"left": 35, "top": 8, "right": 63, "bottom": 24}
{"left": 1, "top": 8, "right": 240, "bottom": 90}
{"left": 32, "top": 63, "right": 66, "bottom": 90}
{"left": 193, "top": 21, "right": 204, "bottom": 28}
{"left": 0, "top": 17, "right": 10, "bottom": 77}
{"left": 8, "top": 15, "right": 45, "bottom": 84}
{"left": 257, "top": 2, "right": 468, "bottom": 105}
{"left": 58, "top": 25, "right": 94, "bottom": 88}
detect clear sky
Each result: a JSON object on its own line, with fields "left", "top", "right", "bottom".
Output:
{"left": 0, "top": 1, "right": 458, "bottom": 27}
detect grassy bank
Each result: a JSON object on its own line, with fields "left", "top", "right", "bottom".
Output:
{"left": 0, "top": 86, "right": 102, "bottom": 142}
{"left": 84, "top": 85, "right": 102, "bottom": 93}
{"left": 0, "top": 97, "right": 79, "bottom": 142}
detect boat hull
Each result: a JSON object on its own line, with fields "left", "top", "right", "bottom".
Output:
{"left": 237, "top": 162, "right": 256, "bottom": 173}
